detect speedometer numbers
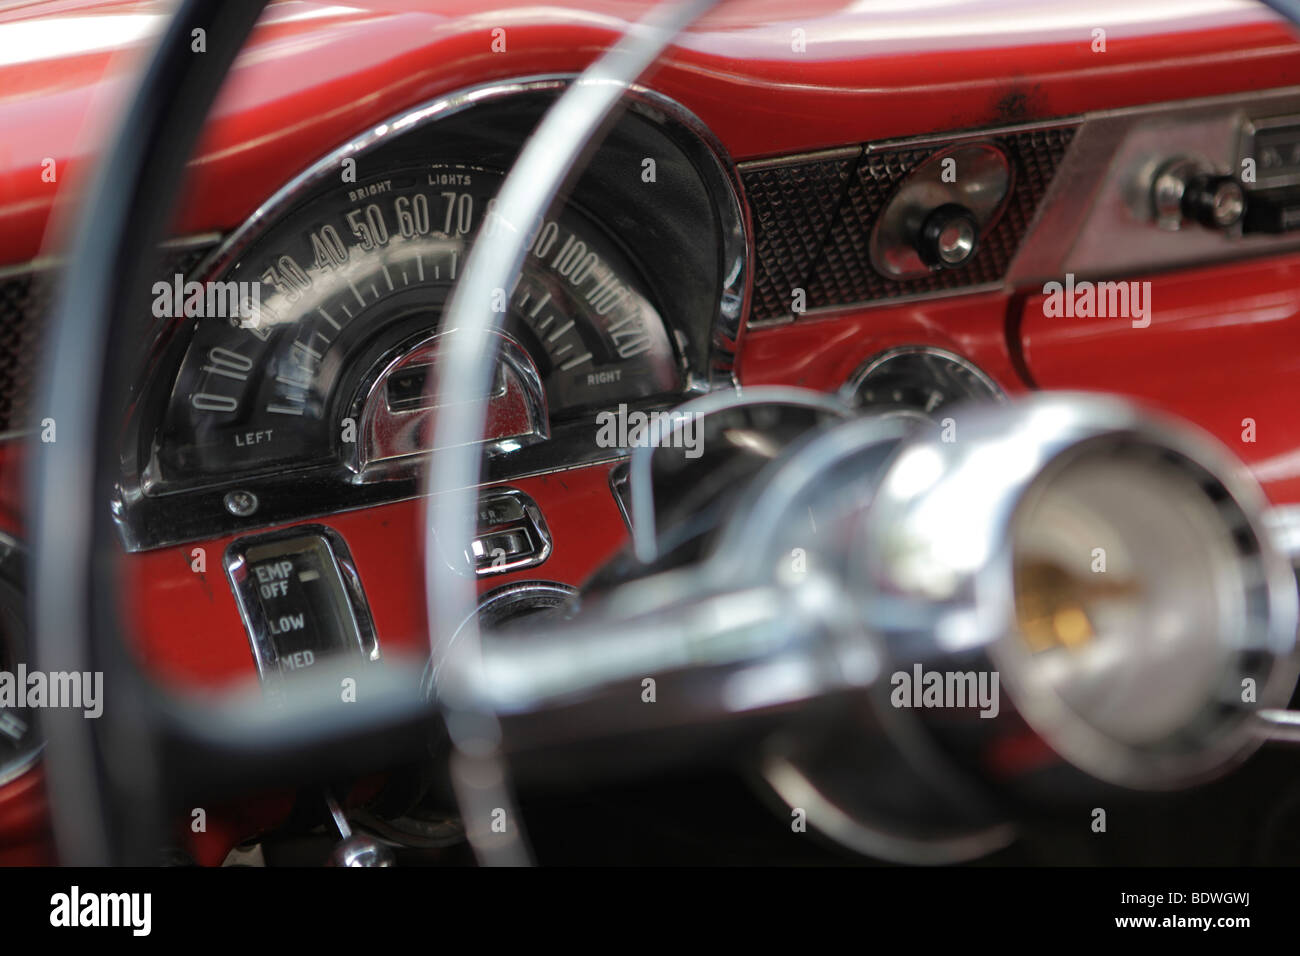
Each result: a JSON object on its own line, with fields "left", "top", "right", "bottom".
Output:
{"left": 149, "top": 167, "right": 679, "bottom": 491}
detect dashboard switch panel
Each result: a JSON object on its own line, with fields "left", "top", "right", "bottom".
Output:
{"left": 225, "top": 526, "right": 379, "bottom": 680}
{"left": 740, "top": 122, "right": 1076, "bottom": 323}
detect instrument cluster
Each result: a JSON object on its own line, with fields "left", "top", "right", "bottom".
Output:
{"left": 117, "top": 77, "right": 749, "bottom": 552}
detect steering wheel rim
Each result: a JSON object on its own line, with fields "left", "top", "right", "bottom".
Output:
{"left": 422, "top": 0, "right": 720, "bottom": 866}
{"left": 31, "top": 0, "right": 270, "bottom": 865}
{"left": 31, "top": 0, "right": 716, "bottom": 866}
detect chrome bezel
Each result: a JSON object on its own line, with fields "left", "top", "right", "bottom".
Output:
{"left": 115, "top": 74, "right": 751, "bottom": 552}
{"left": 344, "top": 329, "right": 551, "bottom": 482}
{"left": 839, "top": 345, "right": 1007, "bottom": 412}
{"left": 224, "top": 524, "right": 380, "bottom": 683}
{"left": 867, "top": 142, "right": 1013, "bottom": 280}
{"left": 1240, "top": 112, "right": 1300, "bottom": 191}
{"left": 465, "top": 487, "right": 554, "bottom": 579}
{"left": 420, "top": 580, "right": 578, "bottom": 700}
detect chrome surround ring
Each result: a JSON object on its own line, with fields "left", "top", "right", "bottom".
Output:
{"left": 856, "top": 392, "right": 1300, "bottom": 790}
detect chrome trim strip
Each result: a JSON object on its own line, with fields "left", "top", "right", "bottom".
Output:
{"left": 735, "top": 145, "right": 863, "bottom": 171}
{"left": 864, "top": 118, "right": 1081, "bottom": 156}
{"left": 738, "top": 118, "right": 1084, "bottom": 174}
{"left": 114, "top": 417, "right": 635, "bottom": 552}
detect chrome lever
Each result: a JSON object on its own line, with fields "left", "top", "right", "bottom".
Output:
{"left": 438, "top": 573, "right": 870, "bottom": 769}
{"left": 325, "top": 789, "right": 395, "bottom": 868}
{"left": 1251, "top": 709, "right": 1300, "bottom": 743}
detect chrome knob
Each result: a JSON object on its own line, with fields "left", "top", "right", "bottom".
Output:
{"left": 324, "top": 789, "right": 395, "bottom": 867}
{"left": 916, "top": 203, "right": 980, "bottom": 269}
{"left": 1151, "top": 158, "right": 1246, "bottom": 231}
{"left": 1182, "top": 173, "right": 1246, "bottom": 229}
{"left": 329, "top": 835, "right": 396, "bottom": 867}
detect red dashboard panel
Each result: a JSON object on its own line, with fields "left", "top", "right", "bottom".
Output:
{"left": 739, "top": 290, "right": 1028, "bottom": 397}
{"left": 124, "top": 465, "right": 629, "bottom": 689}
{"left": 3, "top": 1, "right": 1300, "bottom": 265}
{"left": 1019, "top": 252, "right": 1300, "bottom": 505}
{"left": 3, "top": 0, "right": 1300, "bottom": 864}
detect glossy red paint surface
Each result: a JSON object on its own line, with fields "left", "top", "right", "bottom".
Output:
{"left": 1019, "top": 252, "right": 1300, "bottom": 505}
{"left": 2, "top": 1, "right": 1299, "bottom": 265}
{"left": 3, "top": 0, "right": 1300, "bottom": 861}
{"left": 738, "top": 291, "right": 1029, "bottom": 398}
{"left": 124, "top": 464, "right": 629, "bottom": 688}
{"left": 0, "top": 768, "right": 53, "bottom": 865}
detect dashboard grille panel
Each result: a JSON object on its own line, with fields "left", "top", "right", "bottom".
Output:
{"left": 0, "top": 243, "right": 216, "bottom": 436}
{"left": 741, "top": 152, "right": 859, "bottom": 322}
{"left": 741, "top": 125, "right": 1077, "bottom": 322}
{"left": 0, "top": 274, "right": 49, "bottom": 436}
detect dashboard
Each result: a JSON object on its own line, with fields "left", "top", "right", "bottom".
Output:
{"left": 5, "top": 0, "right": 1300, "bottom": 868}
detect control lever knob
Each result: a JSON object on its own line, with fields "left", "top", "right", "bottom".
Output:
{"left": 324, "top": 790, "right": 395, "bottom": 867}
{"left": 330, "top": 835, "right": 396, "bottom": 867}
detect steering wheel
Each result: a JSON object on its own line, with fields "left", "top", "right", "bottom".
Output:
{"left": 32, "top": 0, "right": 1300, "bottom": 867}
{"left": 30, "top": 0, "right": 730, "bottom": 867}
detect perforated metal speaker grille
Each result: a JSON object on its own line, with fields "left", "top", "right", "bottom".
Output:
{"left": 741, "top": 125, "right": 1077, "bottom": 322}
{"left": 0, "top": 243, "right": 217, "bottom": 436}
{"left": 740, "top": 151, "right": 859, "bottom": 321}
{"left": 0, "top": 274, "right": 50, "bottom": 436}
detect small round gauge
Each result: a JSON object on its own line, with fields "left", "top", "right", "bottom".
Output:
{"left": 841, "top": 346, "right": 1004, "bottom": 421}
{"left": 142, "top": 164, "right": 681, "bottom": 493}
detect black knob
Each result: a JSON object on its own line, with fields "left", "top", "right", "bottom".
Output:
{"left": 917, "top": 203, "right": 979, "bottom": 269}
{"left": 1181, "top": 174, "right": 1246, "bottom": 230}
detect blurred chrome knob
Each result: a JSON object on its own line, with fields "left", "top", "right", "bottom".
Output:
{"left": 1182, "top": 173, "right": 1246, "bottom": 229}
{"left": 1152, "top": 158, "right": 1245, "bottom": 231}
{"left": 329, "top": 834, "right": 395, "bottom": 867}
{"left": 916, "top": 203, "right": 979, "bottom": 269}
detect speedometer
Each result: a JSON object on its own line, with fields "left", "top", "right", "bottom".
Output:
{"left": 145, "top": 164, "right": 679, "bottom": 492}
{"left": 119, "top": 78, "right": 749, "bottom": 551}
